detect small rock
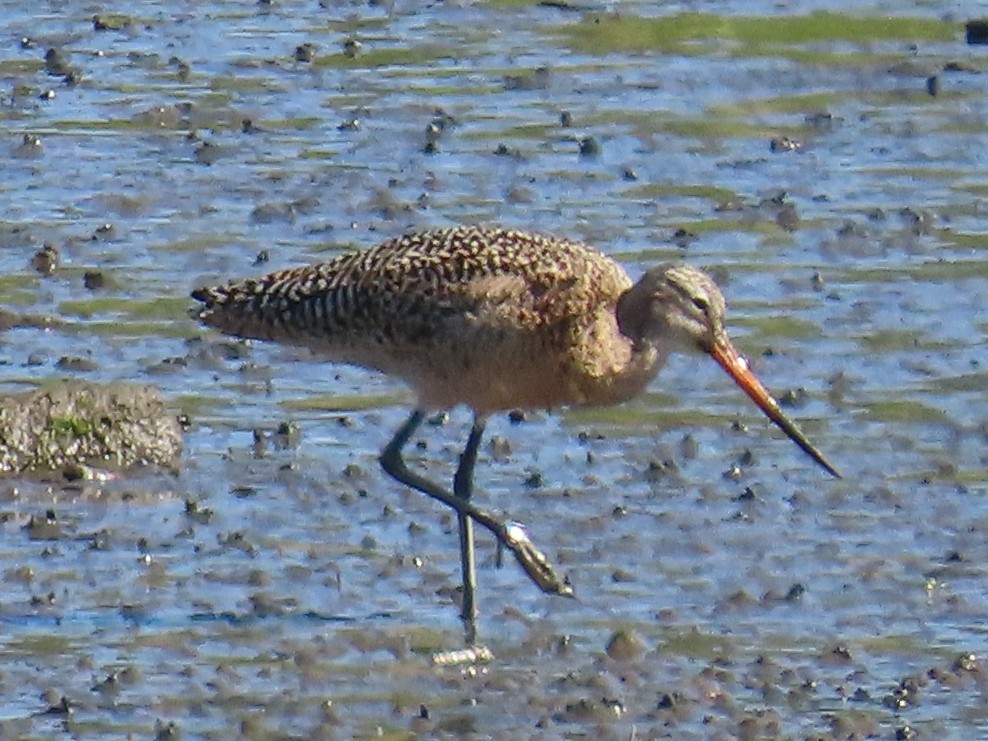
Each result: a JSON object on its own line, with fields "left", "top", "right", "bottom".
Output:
{"left": 294, "top": 42, "right": 316, "bottom": 62}
{"left": 578, "top": 136, "right": 601, "bottom": 157}
{"left": 605, "top": 628, "right": 646, "bottom": 661}
{"left": 44, "top": 48, "right": 72, "bottom": 76}
{"left": 769, "top": 136, "right": 801, "bottom": 153}
{"left": 30, "top": 243, "right": 59, "bottom": 275}
{"left": 83, "top": 271, "right": 107, "bottom": 290}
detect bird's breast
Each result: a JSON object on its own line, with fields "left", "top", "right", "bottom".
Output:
{"left": 394, "top": 303, "right": 666, "bottom": 414}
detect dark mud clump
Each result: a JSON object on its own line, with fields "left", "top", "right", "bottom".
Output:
{"left": 0, "top": 381, "right": 182, "bottom": 478}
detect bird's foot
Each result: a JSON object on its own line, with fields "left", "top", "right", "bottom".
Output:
{"left": 499, "top": 521, "right": 574, "bottom": 597}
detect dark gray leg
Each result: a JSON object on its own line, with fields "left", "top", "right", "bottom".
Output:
{"left": 379, "top": 409, "right": 573, "bottom": 643}
{"left": 452, "top": 416, "right": 486, "bottom": 636}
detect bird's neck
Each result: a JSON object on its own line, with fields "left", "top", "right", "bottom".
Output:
{"left": 571, "top": 312, "right": 669, "bottom": 407}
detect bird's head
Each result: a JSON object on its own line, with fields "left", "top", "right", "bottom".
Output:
{"left": 617, "top": 264, "right": 841, "bottom": 479}
{"left": 616, "top": 264, "right": 727, "bottom": 354}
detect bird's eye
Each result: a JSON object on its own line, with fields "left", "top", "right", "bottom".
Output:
{"left": 691, "top": 296, "right": 709, "bottom": 314}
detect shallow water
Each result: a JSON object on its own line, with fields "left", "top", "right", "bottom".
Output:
{"left": 1, "top": 0, "right": 987, "bottom": 738}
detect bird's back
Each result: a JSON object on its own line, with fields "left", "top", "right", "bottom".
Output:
{"left": 193, "top": 226, "right": 656, "bottom": 412}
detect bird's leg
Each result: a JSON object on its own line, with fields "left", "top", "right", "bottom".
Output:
{"left": 379, "top": 409, "right": 574, "bottom": 622}
{"left": 452, "top": 416, "right": 485, "bottom": 639}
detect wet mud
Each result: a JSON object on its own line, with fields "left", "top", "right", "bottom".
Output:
{"left": 1, "top": 0, "right": 987, "bottom": 738}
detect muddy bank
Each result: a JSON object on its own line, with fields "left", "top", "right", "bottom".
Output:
{"left": 1, "top": 0, "right": 987, "bottom": 737}
{"left": 0, "top": 381, "right": 182, "bottom": 478}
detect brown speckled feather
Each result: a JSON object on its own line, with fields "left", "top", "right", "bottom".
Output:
{"left": 193, "top": 225, "right": 665, "bottom": 413}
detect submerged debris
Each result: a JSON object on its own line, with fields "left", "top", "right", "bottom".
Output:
{"left": 430, "top": 645, "right": 494, "bottom": 667}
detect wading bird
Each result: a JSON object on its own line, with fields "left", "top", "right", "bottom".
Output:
{"left": 192, "top": 225, "right": 840, "bottom": 643}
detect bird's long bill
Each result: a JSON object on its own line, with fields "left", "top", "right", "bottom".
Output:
{"left": 709, "top": 337, "right": 842, "bottom": 479}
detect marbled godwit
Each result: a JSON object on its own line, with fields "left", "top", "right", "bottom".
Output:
{"left": 192, "top": 225, "right": 840, "bottom": 638}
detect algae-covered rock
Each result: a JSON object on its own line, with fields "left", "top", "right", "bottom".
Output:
{"left": 0, "top": 381, "right": 182, "bottom": 477}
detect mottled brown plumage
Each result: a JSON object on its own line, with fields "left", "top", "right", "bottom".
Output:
{"left": 194, "top": 226, "right": 664, "bottom": 413}
{"left": 192, "top": 225, "right": 839, "bottom": 642}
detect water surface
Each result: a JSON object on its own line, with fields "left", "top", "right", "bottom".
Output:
{"left": 1, "top": 1, "right": 987, "bottom": 737}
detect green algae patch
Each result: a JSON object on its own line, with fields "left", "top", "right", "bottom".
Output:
{"left": 856, "top": 328, "right": 952, "bottom": 353}
{"left": 281, "top": 392, "right": 407, "bottom": 413}
{"left": 585, "top": 107, "right": 796, "bottom": 141}
{"left": 622, "top": 183, "right": 740, "bottom": 203}
{"left": 660, "top": 628, "right": 731, "bottom": 660}
{"left": 930, "top": 371, "right": 988, "bottom": 394}
{"left": 59, "top": 296, "right": 190, "bottom": 321}
{"left": 862, "top": 399, "right": 951, "bottom": 425}
{"left": 313, "top": 46, "right": 453, "bottom": 70}
{"left": 0, "top": 381, "right": 182, "bottom": 477}
{"left": 710, "top": 91, "right": 844, "bottom": 117}
{"left": 0, "top": 272, "right": 40, "bottom": 301}
{"left": 564, "top": 396, "right": 733, "bottom": 430}
{"left": 740, "top": 314, "right": 823, "bottom": 341}
{"left": 0, "top": 59, "right": 43, "bottom": 74}
{"left": 656, "top": 115, "right": 781, "bottom": 140}
{"left": 663, "top": 217, "right": 791, "bottom": 238}
{"left": 298, "top": 147, "right": 340, "bottom": 161}
{"left": 209, "top": 74, "right": 285, "bottom": 94}
{"left": 837, "top": 258, "right": 988, "bottom": 284}
{"left": 72, "top": 320, "right": 194, "bottom": 340}
{"left": 557, "top": 12, "right": 956, "bottom": 58}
